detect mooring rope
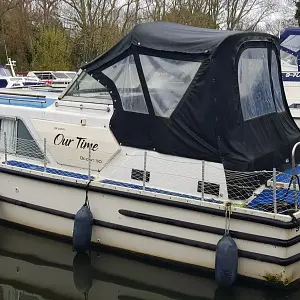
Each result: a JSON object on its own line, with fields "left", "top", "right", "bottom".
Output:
{"left": 84, "top": 179, "right": 92, "bottom": 209}
{"left": 224, "top": 202, "right": 232, "bottom": 235}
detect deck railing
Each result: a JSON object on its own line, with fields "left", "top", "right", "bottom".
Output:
{"left": 0, "top": 131, "right": 299, "bottom": 215}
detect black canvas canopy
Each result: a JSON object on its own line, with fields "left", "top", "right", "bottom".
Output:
{"left": 80, "top": 22, "right": 300, "bottom": 172}
{"left": 84, "top": 22, "right": 239, "bottom": 71}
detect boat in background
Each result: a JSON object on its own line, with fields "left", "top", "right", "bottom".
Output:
{"left": 0, "top": 65, "right": 24, "bottom": 88}
{"left": 0, "top": 55, "right": 76, "bottom": 91}
{"left": 0, "top": 58, "right": 75, "bottom": 98}
{"left": 0, "top": 58, "right": 47, "bottom": 89}
{"left": 0, "top": 60, "right": 28, "bottom": 88}
{"left": 0, "top": 59, "right": 63, "bottom": 110}
{"left": 280, "top": 27, "right": 300, "bottom": 108}
{"left": 25, "top": 70, "right": 76, "bottom": 88}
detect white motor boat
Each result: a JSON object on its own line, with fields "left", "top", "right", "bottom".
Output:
{"left": 0, "top": 22, "right": 298, "bottom": 286}
{"left": 0, "top": 58, "right": 46, "bottom": 89}
{"left": 26, "top": 70, "right": 76, "bottom": 89}
{"left": 280, "top": 27, "right": 300, "bottom": 127}
{"left": 0, "top": 63, "right": 25, "bottom": 88}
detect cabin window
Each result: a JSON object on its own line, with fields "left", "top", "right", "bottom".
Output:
{"left": 53, "top": 72, "right": 69, "bottom": 79}
{"left": 140, "top": 55, "right": 201, "bottom": 118}
{"left": 281, "top": 50, "right": 298, "bottom": 67}
{"left": 103, "top": 55, "right": 149, "bottom": 114}
{"left": 16, "top": 119, "right": 44, "bottom": 159}
{"left": 64, "top": 71, "right": 112, "bottom": 105}
{"left": 0, "top": 118, "right": 43, "bottom": 159}
{"left": 271, "top": 50, "right": 285, "bottom": 112}
{"left": 0, "top": 118, "right": 17, "bottom": 153}
{"left": 238, "top": 48, "right": 276, "bottom": 120}
{"left": 34, "top": 72, "right": 55, "bottom": 80}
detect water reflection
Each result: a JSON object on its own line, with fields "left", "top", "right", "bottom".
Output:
{"left": 73, "top": 253, "right": 92, "bottom": 298}
{"left": 0, "top": 224, "right": 297, "bottom": 300}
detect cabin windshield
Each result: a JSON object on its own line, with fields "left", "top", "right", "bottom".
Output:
{"left": 281, "top": 34, "right": 300, "bottom": 53}
{"left": 65, "top": 72, "right": 76, "bottom": 78}
{"left": 63, "top": 54, "right": 201, "bottom": 115}
{"left": 63, "top": 71, "right": 112, "bottom": 105}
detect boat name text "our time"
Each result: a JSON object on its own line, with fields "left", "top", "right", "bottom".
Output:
{"left": 54, "top": 134, "right": 99, "bottom": 151}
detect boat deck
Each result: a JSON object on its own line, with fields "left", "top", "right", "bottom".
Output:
{"left": 0, "top": 91, "right": 57, "bottom": 108}
{"left": 247, "top": 189, "right": 300, "bottom": 213}
{"left": 6, "top": 160, "right": 92, "bottom": 180}
{"left": 247, "top": 165, "right": 300, "bottom": 213}
{"left": 4, "top": 159, "right": 300, "bottom": 214}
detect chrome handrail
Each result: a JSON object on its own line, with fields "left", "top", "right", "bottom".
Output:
{"left": 0, "top": 97, "right": 46, "bottom": 104}
{"left": 292, "top": 141, "right": 300, "bottom": 211}
{"left": 0, "top": 91, "right": 46, "bottom": 98}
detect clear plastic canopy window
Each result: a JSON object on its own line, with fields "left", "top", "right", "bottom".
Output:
{"left": 238, "top": 48, "right": 285, "bottom": 121}
{"left": 64, "top": 55, "right": 200, "bottom": 116}
{"left": 271, "top": 50, "right": 285, "bottom": 113}
{"left": 103, "top": 55, "right": 148, "bottom": 114}
{"left": 140, "top": 55, "right": 201, "bottom": 118}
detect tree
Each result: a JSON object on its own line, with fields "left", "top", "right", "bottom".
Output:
{"left": 163, "top": 7, "right": 216, "bottom": 28}
{"left": 217, "top": 0, "right": 277, "bottom": 30}
{"left": 34, "top": 0, "right": 61, "bottom": 25}
{"left": 0, "top": 0, "right": 19, "bottom": 19}
{"left": 0, "top": 0, "right": 291, "bottom": 71}
{"left": 0, "top": 0, "right": 38, "bottom": 70}
{"left": 258, "top": 0, "right": 297, "bottom": 35}
{"left": 31, "top": 26, "right": 71, "bottom": 70}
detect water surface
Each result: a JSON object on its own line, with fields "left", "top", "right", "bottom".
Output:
{"left": 0, "top": 224, "right": 298, "bottom": 300}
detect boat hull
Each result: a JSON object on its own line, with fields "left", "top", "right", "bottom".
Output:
{"left": 0, "top": 167, "right": 299, "bottom": 286}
